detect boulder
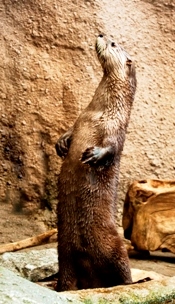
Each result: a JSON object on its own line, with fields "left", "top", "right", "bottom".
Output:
{"left": 0, "top": 248, "right": 58, "bottom": 281}
{"left": 123, "top": 179, "right": 175, "bottom": 253}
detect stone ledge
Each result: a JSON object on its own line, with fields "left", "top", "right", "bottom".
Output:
{"left": 0, "top": 266, "right": 175, "bottom": 304}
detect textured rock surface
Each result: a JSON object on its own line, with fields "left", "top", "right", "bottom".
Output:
{"left": 0, "top": 248, "right": 58, "bottom": 281}
{"left": 123, "top": 179, "right": 175, "bottom": 253}
{"left": 0, "top": 266, "right": 175, "bottom": 304}
{"left": 0, "top": 0, "right": 175, "bottom": 241}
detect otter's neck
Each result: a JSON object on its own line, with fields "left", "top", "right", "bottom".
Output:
{"left": 90, "top": 74, "right": 135, "bottom": 116}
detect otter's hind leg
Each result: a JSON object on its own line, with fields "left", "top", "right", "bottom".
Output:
{"left": 57, "top": 254, "right": 78, "bottom": 291}
{"left": 74, "top": 252, "right": 103, "bottom": 289}
{"left": 91, "top": 231, "right": 132, "bottom": 287}
{"left": 108, "top": 239, "right": 132, "bottom": 286}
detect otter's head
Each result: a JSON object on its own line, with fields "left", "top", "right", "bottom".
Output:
{"left": 96, "top": 34, "right": 136, "bottom": 88}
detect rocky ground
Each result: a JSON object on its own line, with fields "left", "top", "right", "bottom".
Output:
{"left": 1, "top": 265, "right": 175, "bottom": 304}
{"left": 0, "top": 246, "right": 175, "bottom": 303}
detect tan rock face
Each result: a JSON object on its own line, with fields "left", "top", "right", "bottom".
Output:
{"left": 0, "top": 0, "right": 175, "bottom": 236}
{"left": 123, "top": 179, "right": 175, "bottom": 253}
{"left": 0, "top": 0, "right": 101, "bottom": 223}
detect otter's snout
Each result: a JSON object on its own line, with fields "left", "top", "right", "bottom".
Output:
{"left": 96, "top": 34, "right": 106, "bottom": 56}
{"left": 96, "top": 34, "right": 124, "bottom": 60}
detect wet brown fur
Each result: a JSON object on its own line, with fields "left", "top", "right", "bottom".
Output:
{"left": 56, "top": 35, "right": 137, "bottom": 291}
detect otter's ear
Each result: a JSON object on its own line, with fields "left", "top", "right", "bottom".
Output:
{"left": 129, "top": 63, "right": 137, "bottom": 88}
{"left": 126, "top": 59, "right": 132, "bottom": 66}
{"left": 126, "top": 58, "right": 136, "bottom": 88}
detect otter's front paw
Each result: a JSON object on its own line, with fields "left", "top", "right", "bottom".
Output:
{"left": 81, "top": 146, "right": 101, "bottom": 165}
{"left": 55, "top": 136, "right": 71, "bottom": 159}
{"left": 81, "top": 145, "right": 115, "bottom": 166}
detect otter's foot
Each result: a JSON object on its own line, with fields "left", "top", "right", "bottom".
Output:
{"left": 55, "top": 127, "right": 73, "bottom": 159}
{"left": 81, "top": 145, "right": 115, "bottom": 166}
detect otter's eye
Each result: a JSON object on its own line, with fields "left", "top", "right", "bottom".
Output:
{"left": 99, "top": 34, "right": 103, "bottom": 38}
{"left": 111, "top": 42, "right": 116, "bottom": 47}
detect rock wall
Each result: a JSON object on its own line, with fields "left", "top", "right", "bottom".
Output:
{"left": 0, "top": 0, "right": 175, "bottom": 230}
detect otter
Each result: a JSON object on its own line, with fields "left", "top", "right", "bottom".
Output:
{"left": 56, "top": 34, "right": 136, "bottom": 291}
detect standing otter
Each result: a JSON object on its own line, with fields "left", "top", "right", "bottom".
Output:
{"left": 56, "top": 34, "right": 136, "bottom": 291}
